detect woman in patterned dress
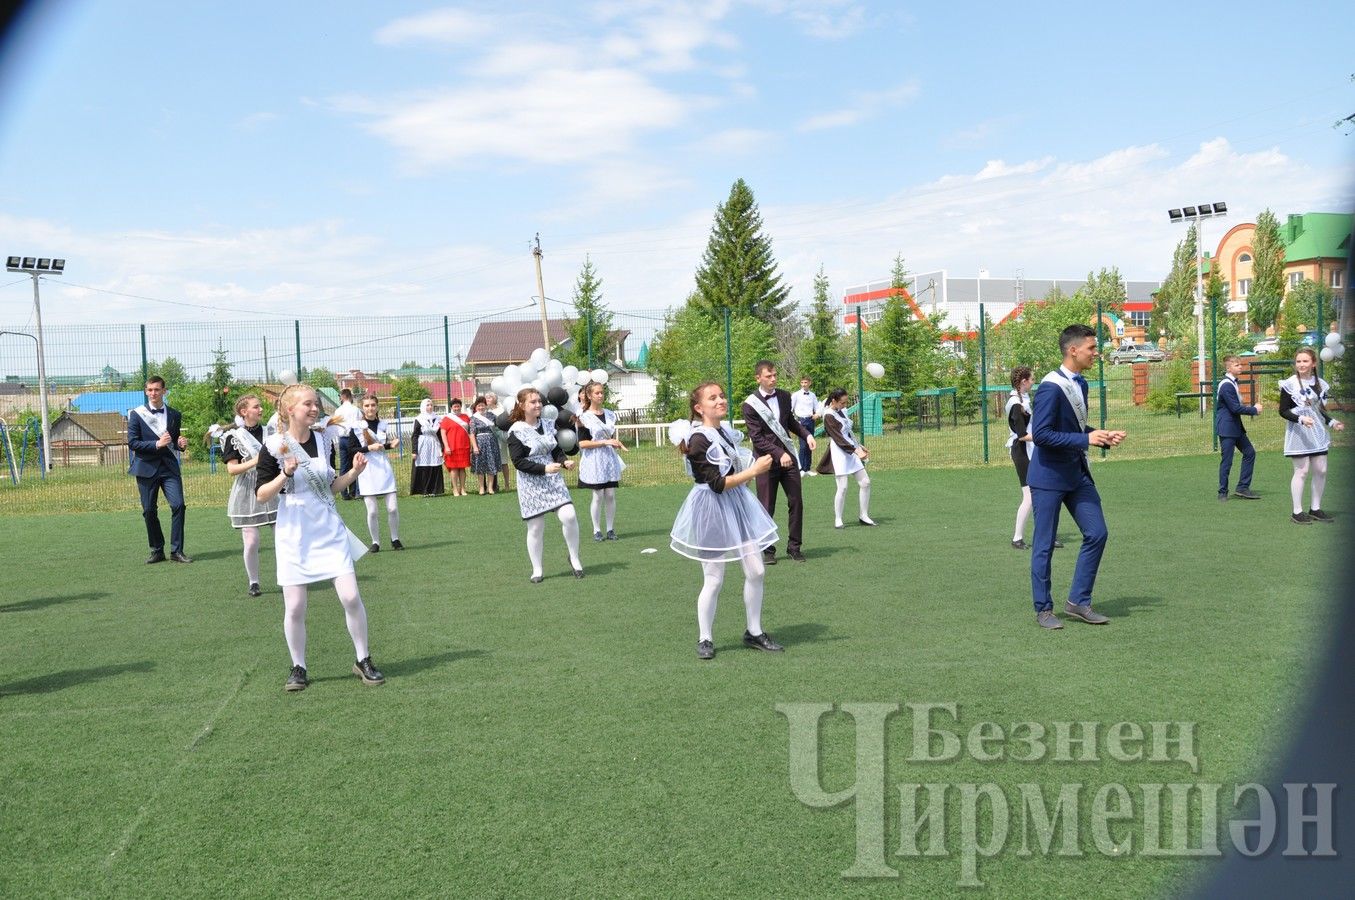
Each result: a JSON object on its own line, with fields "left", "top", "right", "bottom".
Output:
{"left": 469, "top": 395, "right": 501, "bottom": 495}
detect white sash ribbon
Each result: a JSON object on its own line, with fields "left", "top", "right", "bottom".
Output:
{"left": 744, "top": 393, "right": 798, "bottom": 455}
{"left": 227, "top": 426, "right": 263, "bottom": 460}
{"left": 134, "top": 404, "right": 180, "bottom": 464}
{"left": 1039, "top": 370, "right": 1089, "bottom": 461}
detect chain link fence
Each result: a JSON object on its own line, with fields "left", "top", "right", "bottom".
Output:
{"left": 1, "top": 303, "right": 1348, "bottom": 514}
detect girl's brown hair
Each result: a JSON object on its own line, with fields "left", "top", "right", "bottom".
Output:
{"left": 1010, "top": 365, "right": 1033, "bottom": 393}
{"left": 509, "top": 386, "right": 541, "bottom": 423}
{"left": 1294, "top": 346, "right": 1318, "bottom": 374}
{"left": 678, "top": 381, "right": 723, "bottom": 455}
{"left": 233, "top": 393, "right": 261, "bottom": 416}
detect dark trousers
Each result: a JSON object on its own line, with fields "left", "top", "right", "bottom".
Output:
{"left": 756, "top": 461, "right": 803, "bottom": 554}
{"left": 1030, "top": 476, "right": 1107, "bottom": 613}
{"left": 1218, "top": 434, "right": 1255, "bottom": 495}
{"left": 796, "top": 416, "right": 815, "bottom": 472}
{"left": 137, "top": 472, "right": 186, "bottom": 554}
{"left": 339, "top": 436, "right": 357, "bottom": 499}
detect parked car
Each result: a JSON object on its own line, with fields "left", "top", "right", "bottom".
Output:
{"left": 1107, "top": 343, "right": 1166, "bottom": 364}
{"left": 1252, "top": 337, "right": 1279, "bottom": 354}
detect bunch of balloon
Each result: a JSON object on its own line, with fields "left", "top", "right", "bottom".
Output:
{"left": 487, "top": 347, "right": 610, "bottom": 455}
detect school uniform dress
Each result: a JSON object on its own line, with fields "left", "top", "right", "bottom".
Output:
{"left": 1005, "top": 391, "right": 1032, "bottom": 487}
{"left": 351, "top": 417, "right": 397, "bottom": 497}
{"left": 222, "top": 424, "right": 279, "bottom": 528}
{"left": 440, "top": 413, "right": 473, "bottom": 470}
{"left": 507, "top": 421, "right": 573, "bottom": 519}
{"left": 470, "top": 413, "right": 501, "bottom": 475}
{"left": 1215, "top": 374, "right": 1259, "bottom": 495}
{"left": 257, "top": 426, "right": 360, "bottom": 586}
{"left": 1278, "top": 375, "right": 1333, "bottom": 458}
{"left": 671, "top": 425, "right": 779, "bottom": 561}
{"left": 576, "top": 408, "right": 625, "bottom": 490}
{"left": 410, "top": 413, "right": 445, "bottom": 495}
{"left": 814, "top": 408, "right": 864, "bottom": 476}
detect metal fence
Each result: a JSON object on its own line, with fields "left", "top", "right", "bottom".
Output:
{"left": 0, "top": 302, "right": 1348, "bottom": 514}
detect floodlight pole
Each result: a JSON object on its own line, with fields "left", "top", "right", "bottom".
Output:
{"left": 1194, "top": 219, "right": 1207, "bottom": 414}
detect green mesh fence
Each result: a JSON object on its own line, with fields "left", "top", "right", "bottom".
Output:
{"left": 1, "top": 307, "right": 1347, "bottom": 515}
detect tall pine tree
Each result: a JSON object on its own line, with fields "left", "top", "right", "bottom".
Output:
{"left": 1249, "top": 209, "right": 1286, "bottom": 332}
{"left": 561, "top": 256, "right": 616, "bottom": 370}
{"left": 799, "top": 266, "right": 849, "bottom": 391}
{"left": 692, "top": 179, "right": 791, "bottom": 325}
{"left": 1152, "top": 226, "right": 1199, "bottom": 345}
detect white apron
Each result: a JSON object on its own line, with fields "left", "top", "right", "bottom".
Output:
{"left": 266, "top": 426, "right": 367, "bottom": 586}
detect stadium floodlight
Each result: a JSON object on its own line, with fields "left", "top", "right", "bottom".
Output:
{"left": 1166, "top": 203, "right": 1228, "bottom": 423}
{"left": 4, "top": 251, "right": 67, "bottom": 472}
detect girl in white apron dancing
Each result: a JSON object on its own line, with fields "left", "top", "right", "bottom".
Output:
{"left": 576, "top": 381, "right": 628, "bottom": 540}
{"left": 222, "top": 394, "right": 279, "bottom": 596}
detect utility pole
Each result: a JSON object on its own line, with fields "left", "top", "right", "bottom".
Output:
{"left": 532, "top": 233, "right": 550, "bottom": 350}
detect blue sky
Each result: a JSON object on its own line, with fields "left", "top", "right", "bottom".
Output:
{"left": 0, "top": 0, "right": 1351, "bottom": 329}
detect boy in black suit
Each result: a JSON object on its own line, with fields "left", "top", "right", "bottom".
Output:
{"left": 1215, "top": 355, "right": 1262, "bottom": 501}
{"left": 126, "top": 375, "right": 191, "bottom": 563}
{"left": 741, "top": 360, "right": 815, "bottom": 563}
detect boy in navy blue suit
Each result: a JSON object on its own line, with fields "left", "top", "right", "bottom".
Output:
{"left": 127, "top": 375, "right": 192, "bottom": 563}
{"left": 1028, "top": 325, "right": 1125, "bottom": 629}
{"left": 1215, "top": 354, "right": 1262, "bottom": 501}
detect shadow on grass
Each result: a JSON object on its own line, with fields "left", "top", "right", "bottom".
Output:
{"left": 0, "top": 591, "right": 109, "bottom": 614}
{"left": 0, "top": 660, "right": 155, "bottom": 696}
{"left": 1093, "top": 594, "right": 1166, "bottom": 618}
{"left": 575, "top": 561, "right": 627, "bottom": 577}
{"left": 308, "top": 649, "right": 487, "bottom": 684}
{"left": 770, "top": 622, "right": 843, "bottom": 647}
{"left": 182, "top": 549, "right": 239, "bottom": 562}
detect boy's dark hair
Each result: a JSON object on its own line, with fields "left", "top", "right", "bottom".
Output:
{"left": 145, "top": 375, "right": 165, "bottom": 388}
{"left": 754, "top": 360, "right": 776, "bottom": 376}
{"left": 1059, "top": 324, "right": 1097, "bottom": 357}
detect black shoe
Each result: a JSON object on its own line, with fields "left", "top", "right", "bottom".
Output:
{"left": 1012, "top": 539, "right": 1029, "bottom": 550}
{"left": 391, "top": 539, "right": 404, "bottom": 550}
{"left": 284, "top": 665, "right": 309, "bottom": 692}
{"left": 370, "top": 542, "right": 380, "bottom": 552}
{"left": 248, "top": 582, "right": 261, "bottom": 597}
{"left": 593, "top": 531, "right": 604, "bottom": 542}
{"left": 146, "top": 549, "right": 166, "bottom": 565}
{"left": 743, "top": 630, "right": 784, "bottom": 652}
{"left": 572, "top": 568, "right": 585, "bottom": 579}
{"left": 1309, "top": 509, "right": 1334, "bottom": 523}
{"left": 763, "top": 550, "right": 777, "bottom": 566}
{"left": 787, "top": 549, "right": 807, "bottom": 562}
{"left": 1053, "top": 540, "right": 1064, "bottom": 549}
{"left": 606, "top": 530, "right": 617, "bottom": 541}
{"left": 1291, "top": 512, "right": 1312, "bottom": 524}
{"left": 1217, "top": 493, "right": 1229, "bottom": 503}
{"left": 530, "top": 575, "right": 543, "bottom": 583}
{"left": 1234, "top": 488, "right": 1261, "bottom": 500}
{"left": 353, "top": 656, "right": 385, "bottom": 685}
{"left": 169, "top": 552, "right": 193, "bottom": 564}
{"left": 696, "top": 639, "right": 715, "bottom": 660}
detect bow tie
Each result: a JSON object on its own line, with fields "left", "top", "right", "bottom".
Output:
{"left": 762, "top": 392, "right": 775, "bottom": 399}
{"left": 148, "top": 407, "right": 164, "bottom": 415}
{"left": 1073, "top": 375, "right": 1087, "bottom": 387}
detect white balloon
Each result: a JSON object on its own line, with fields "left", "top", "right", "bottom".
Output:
{"left": 541, "top": 404, "right": 559, "bottom": 421}
{"left": 278, "top": 369, "right": 297, "bottom": 385}
{"left": 519, "top": 361, "right": 538, "bottom": 381}
{"left": 490, "top": 376, "right": 508, "bottom": 397}
{"left": 561, "top": 365, "right": 579, "bottom": 385}
{"left": 865, "top": 362, "right": 885, "bottom": 379}
{"left": 547, "top": 357, "right": 564, "bottom": 372}
{"left": 502, "top": 364, "right": 519, "bottom": 382}
{"left": 1320, "top": 347, "right": 1335, "bottom": 362}
{"left": 540, "top": 369, "right": 562, "bottom": 390}
{"left": 1325, "top": 331, "right": 1341, "bottom": 348}
{"left": 590, "top": 368, "right": 609, "bottom": 385}
{"left": 575, "top": 370, "right": 591, "bottom": 386}
{"left": 530, "top": 347, "right": 550, "bottom": 369}
{"left": 1335, "top": 343, "right": 1346, "bottom": 358}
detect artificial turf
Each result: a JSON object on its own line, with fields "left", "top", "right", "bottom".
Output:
{"left": 0, "top": 450, "right": 1345, "bottom": 897}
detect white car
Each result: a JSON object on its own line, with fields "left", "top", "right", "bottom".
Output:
{"left": 1253, "top": 337, "right": 1279, "bottom": 354}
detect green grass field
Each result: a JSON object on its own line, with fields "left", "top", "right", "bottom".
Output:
{"left": 1, "top": 450, "right": 1346, "bottom": 897}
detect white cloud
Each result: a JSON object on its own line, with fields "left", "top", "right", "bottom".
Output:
{"left": 374, "top": 8, "right": 498, "bottom": 46}
{"left": 797, "top": 79, "right": 921, "bottom": 132}
{"left": 974, "top": 156, "right": 1054, "bottom": 180}
{"left": 690, "top": 127, "right": 775, "bottom": 156}
{"left": 747, "top": 0, "right": 868, "bottom": 39}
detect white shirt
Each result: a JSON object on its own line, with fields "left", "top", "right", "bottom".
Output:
{"left": 791, "top": 389, "right": 818, "bottom": 418}
{"left": 758, "top": 390, "right": 780, "bottom": 420}
{"left": 335, "top": 400, "right": 362, "bottom": 428}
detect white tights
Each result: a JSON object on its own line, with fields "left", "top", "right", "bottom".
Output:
{"left": 241, "top": 526, "right": 261, "bottom": 585}
{"left": 697, "top": 552, "right": 766, "bottom": 642}
{"left": 1290, "top": 455, "right": 1328, "bottom": 514}
{"left": 833, "top": 470, "right": 872, "bottom": 526}
{"left": 281, "top": 572, "right": 369, "bottom": 668}
{"left": 1014, "top": 485, "right": 1033, "bottom": 541}
{"left": 364, "top": 493, "right": 400, "bottom": 544}
{"left": 590, "top": 488, "right": 617, "bottom": 533}
{"left": 526, "top": 504, "right": 582, "bottom": 577}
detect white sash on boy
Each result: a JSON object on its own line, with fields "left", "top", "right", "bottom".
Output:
{"left": 134, "top": 404, "right": 181, "bottom": 464}
{"left": 744, "top": 393, "right": 798, "bottom": 455}
{"left": 1039, "top": 370, "right": 1089, "bottom": 461}
{"left": 281, "top": 431, "right": 368, "bottom": 561}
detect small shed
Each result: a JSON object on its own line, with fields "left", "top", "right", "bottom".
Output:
{"left": 50, "top": 411, "right": 130, "bottom": 468}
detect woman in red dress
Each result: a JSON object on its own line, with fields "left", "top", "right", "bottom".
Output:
{"left": 439, "top": 397, "right": 473, "bottom": 496}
